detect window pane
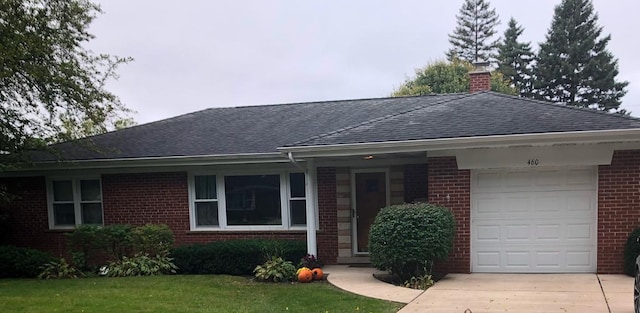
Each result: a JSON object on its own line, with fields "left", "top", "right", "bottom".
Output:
{"left": 289, "top": 173, "right": 305, "bottom": 198}
{"left": 290, "top": 200, "right": 306, "bottom": 226}
{"left": 195, "top": 202, "right": 219, "bottom": 226}
{"left": 195, "top": 175, "right": 216, "bottom": 200}
{"left": 53, "top": 180, "right": 73, "bottom": 201}
{"left": 81, "top": 203, "right": 103, "bottom": 224}
{"left": 53, "top": 203, "right": 75, "bottom": 225}
{"left": 80, "top": 180, "right": 101, "bottom": 201}
{"left": 225, "top": 175, "right": 281, "bottom": 225}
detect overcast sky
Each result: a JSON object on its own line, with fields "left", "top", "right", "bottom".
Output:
{"left": 89, "top": 0, "right": 640, "bottom": 124}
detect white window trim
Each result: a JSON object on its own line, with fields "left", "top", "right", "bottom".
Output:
{"left": 188, "top": 171, "right": 307, "bottom": 231}
{"left": 46, "top": 176, "right": 104, "bottom": 230}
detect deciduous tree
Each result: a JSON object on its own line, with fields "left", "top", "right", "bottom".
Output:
{"left": 0, "top": 0, "right": 133, "bottom": 171}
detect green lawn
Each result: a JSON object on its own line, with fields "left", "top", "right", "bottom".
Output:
{"left": 0, "top": 275, "right": 403, "bottom": 313}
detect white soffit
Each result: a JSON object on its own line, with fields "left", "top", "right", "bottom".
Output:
{"left": 456, "top": 144, "right": 615, "bottom": 169}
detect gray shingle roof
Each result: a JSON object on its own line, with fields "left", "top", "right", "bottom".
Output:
{"left": 290, "top": 92, "right": 640, "bottom": 146}
{"left": 37, "top": 91, "right": 640, "bottom": 161}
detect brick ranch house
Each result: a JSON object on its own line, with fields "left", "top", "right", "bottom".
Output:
{"left": 2, "top": 69, "right": 640, "bottom": 274}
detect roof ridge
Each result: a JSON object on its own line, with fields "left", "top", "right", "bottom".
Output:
{"left": 288, "top": 93, "right": 476, "bottom": 146}
{"left": 485, "top": 91, "right": 640, "bottom": 121}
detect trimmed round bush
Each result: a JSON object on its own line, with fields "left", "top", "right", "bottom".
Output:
{"left": 623, "top": 227, "right": 640, "bottom": 276}
{"left": 369, "top": 203, "right": 455, "bottom": 280}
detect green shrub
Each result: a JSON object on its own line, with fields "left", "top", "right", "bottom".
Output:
{"left": 106, "top": 253, "right": 178, "bottom": 277}
{"left": 38, "top": 258, "right": 82, "bottom": 279}
{"left": 131, "top": 224, "right": 174, "bottom": 256}
{"left": 102, "top": 224, "right": 134, "bottom": 260}
{"left": 254, "top": 256, "right": 296, "bottom": 282}
{"left": 65, "top": 224, "right": 102, "bottom": 270}
{"left": 0, "top": 246, "right": 55, "bottom": 278}
{"left": 171, "top": 239, "right": 306, "bottom": 275}
{"left": 65, "top": 224, "right": 175, "bottom": 269}
{"left": 624, "top": 227, "right": 640, "bottom": 276}
{"left": 369, "top": 203, "right": 455, "bottom": 281}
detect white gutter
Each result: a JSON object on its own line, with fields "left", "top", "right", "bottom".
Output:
{"left": 276, "top": 129, "right": 640, "bottom": 158}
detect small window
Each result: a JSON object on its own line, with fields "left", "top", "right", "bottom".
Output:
{"left": 289, "top": 173, "right": 306, "bottom": 226}
{"left": 49, "top": 178, "right": 103, "bottom": 228}
{"left": 193, "top": 175, "right": 218, "bottom": 226}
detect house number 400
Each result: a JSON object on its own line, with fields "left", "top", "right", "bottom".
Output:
{"left": 527, "top": 159, "right": 539, "bottom": 166}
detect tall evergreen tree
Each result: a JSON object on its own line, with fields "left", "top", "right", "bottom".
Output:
{"left": 447, "top": 0, "right": 500, "bottom": 63}
{"left": 533, "top": 0, "right": 628, "bottom": 112}
{"left": 496, "top": 18, "right": 534, "bottom": 98}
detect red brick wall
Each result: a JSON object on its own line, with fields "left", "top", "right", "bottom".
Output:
{"left": 428, "top": 156, "right": 471, "bottom": 273}
{"left": 101, "top": 172, "right": 306, "bottom": 245}
{"left": 0, "top": 176, "right": 67, "bottom": 256}
{"left": 469, "top": 71, "right": 491, "bottom": 93}
{"left": 102, "top": 172, "right": 190, "bottom": 244}
{"left": 2, "top": 172, "right": 306, "bottom": 258}
{"left": 404, "top": 163, "right": 428, "bottom": 203}
{"left": 598, "top": 150, "right": 640, "bottom": 274}
{"left": 316, "top": 167, "right": 338, "bottom": 264}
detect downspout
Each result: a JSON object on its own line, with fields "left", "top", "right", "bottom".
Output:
{"left": 286, "top": 152, "right": 318, "bottom": 256}
{"left": 287, "top": 152, "right": 305, "bottom": 171}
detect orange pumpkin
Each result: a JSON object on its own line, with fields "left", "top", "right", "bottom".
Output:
{"left": 311, "top": 268, "right": 324, "bottom": 280}
{"left": 297, "top": 268, "right": 313, "bottom": 283}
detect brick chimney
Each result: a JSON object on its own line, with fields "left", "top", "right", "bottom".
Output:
{"left": 469, "top": 61, "right": 491, "bottom": 93}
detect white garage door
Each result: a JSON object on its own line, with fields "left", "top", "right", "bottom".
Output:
{"left": 471, "top": 167, "right": 597, "bottom": 273}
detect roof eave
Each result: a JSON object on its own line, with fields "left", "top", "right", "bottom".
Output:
{"left": 6, "top": 152, "right": 287, "bottom": 173}
{"left": 277, "top": 129, "right": 640, "bottom": 158}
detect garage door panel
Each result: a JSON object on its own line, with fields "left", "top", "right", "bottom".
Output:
{"left": 474, "top": 219, "right": 594, "bottom": 244}
{"left": 472, "top": 167, "right": 597, "bottom": 273}
{"left": 474, "top": 246, "right": 595, "bottom": 273}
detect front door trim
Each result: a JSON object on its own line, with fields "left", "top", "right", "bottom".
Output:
{"left": 350, "top": 168, "right": 390, "bottom": 255}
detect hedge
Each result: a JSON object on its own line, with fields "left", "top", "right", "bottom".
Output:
{"left": 171, "top": 239, "right": 306, "bottom": 275}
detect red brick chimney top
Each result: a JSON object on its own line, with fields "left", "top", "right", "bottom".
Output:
{"left": 469, "top": 61, "right": 491, "bottom": 93}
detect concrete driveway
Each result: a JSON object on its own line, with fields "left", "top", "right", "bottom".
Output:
{"left": 398, "top": 274, "right": 633, "bottom": 313}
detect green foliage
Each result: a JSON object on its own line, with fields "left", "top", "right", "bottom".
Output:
{"left": 369, "top": 203, "right": 455, "bottom": 281}
{"left": 533, "top": 0, "right": 628, "bottom": 113}
{"left": 38, "top": 258, "right": 81, "bottom": 279}
{"left": 101, "top": 224, "right": 134, "bottom": 260}
{"left": 392, "top": 59, "right": 515, "bottom": 96}
{"left": 623, "top": 227, "right": 640, "bottom": 276}
{"left": 403, "top": 271, "right": 434, "bottom": 290}
{"left": 65, "top": 224, "right": 102, "bottom": 270}
{"left": 496, "top": 18, "right": 534, "bottom": 98}
{"left": 254, "top": 256, "right": 296, "bottom": 282}
{"left": 0, "top": 245, "right": 55, "bottom": 278}
{"left": 171, "top": 239, "right": 306, "bottom": 275}
{"left": 65, "top": 223, "right": 175, "bottom": 269}
{"left": 131, "top": 224, "right": 174, "bottom": 256}
{"left": 447, "top": 0, "right": 501, "bottom": 62}
{"left": 0, "top": 0, "right": 133, "bottom": 170}
{"left": 106, "top": 254, "right": 177, "bottom": 277}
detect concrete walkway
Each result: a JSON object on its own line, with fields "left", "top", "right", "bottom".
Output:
{"left": 323, "top": 265, "right": 423, "bottom": 304}
{"left": 324, "top": 266, "right": 634, "bottom": 313}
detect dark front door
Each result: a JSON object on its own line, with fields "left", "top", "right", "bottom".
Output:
{"left": 354, "top": 171, "right": 387, "bottom": 253}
